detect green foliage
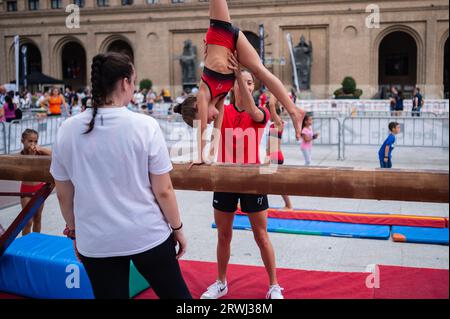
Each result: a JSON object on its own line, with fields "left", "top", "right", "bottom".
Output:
{"left": 334, "top": 76, "right": 363, "bottom": 99}
{"left": 342, "top": 76, "right": 357, "bottom": 95}
{"left": 139, "top": 79, "right": 153, "bottom": 91}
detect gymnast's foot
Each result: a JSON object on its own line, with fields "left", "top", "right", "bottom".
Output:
{"left": 282, "top": 206, "right": 293, "bottom": 211}
{"left": 200, "top": 280, "right": 228, "bottom": 299}
{"left": 266, "top": 284, "right": 284, "bottom": 299}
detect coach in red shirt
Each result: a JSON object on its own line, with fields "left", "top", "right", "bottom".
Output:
{"left": 201, "top": 53, "right": 284, "bottom": 300}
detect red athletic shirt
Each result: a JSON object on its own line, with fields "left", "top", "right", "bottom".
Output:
{"left": 218, "top": 104, "right": 269, "bottom": 164}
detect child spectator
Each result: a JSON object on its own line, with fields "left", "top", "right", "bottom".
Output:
{"left": 378, "top": 122, "right": 401, "bottom": 168}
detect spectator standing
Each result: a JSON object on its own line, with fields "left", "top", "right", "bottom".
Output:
{"left": 378, "top": 122, "right": 401, "bottom": 168}
{"left": 389, "top": 87, "right": 398, "bottom": 116}
{"left": 46, "top": 87, "right": 69, "bottom": 117}
{"left": 3, "top": 95, "right": 17, "bottom": 122}
{"left": 146, "top": 89, "right": 156, "bottom": 114}
{"left": 412, "top": 87, "right": 423, "bottom": 117}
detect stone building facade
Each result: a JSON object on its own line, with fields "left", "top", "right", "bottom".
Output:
{"left": 0, "top": 0, "right": 448, "bottom": 98}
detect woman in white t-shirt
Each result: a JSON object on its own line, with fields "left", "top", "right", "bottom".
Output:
{"left": 50, "top": 52, "right": 191, "bottom": 299}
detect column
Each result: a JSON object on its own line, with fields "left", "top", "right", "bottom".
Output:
{"left": 0, "top": 32, "right": 5, "bottom": 84}
{"left": 85, "top": 31, "right": 97, "bottom": 88}
{"left": 424, "top": 18, "right": 439, "bottom": 99}
{"left": 40, "top": 0, "right": 48, "bottom": 10}
{"left": 41, "top": 33, "right": 51, "bottom": 77}
{"left": 85, "top": 0, "right": 95, "bottom": 8}
{"left": 109, "top": 0, "right": 120, "bottom": 7}
{"left": 17, "top": 0, "right": 26, "bottom": 11}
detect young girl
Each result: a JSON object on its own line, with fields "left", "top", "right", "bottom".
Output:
{"left": 198, "top": 56, "right": 284, "bottom": 299}
{"left": 19, "top": 129, "right": 52, "bottom": 236}
{"left": 266, "top": 94, "right": 293, "bottom": 210}
{"left": 176, "top": 0, "right": 304, "bottom": 164}
{"left": 300, "top": 114, "right": 319, "bottom": 166}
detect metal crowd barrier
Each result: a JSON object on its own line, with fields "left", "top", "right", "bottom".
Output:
{"left": 3, "top": 109, "right": 449, "bottom": 164}
{"left": 156, "top": 115, "right": 343, "bottom": 159}
{"left": 298, "top": 99, "right": 449, "bottom": 115}
{"left": 311, "top": 110, "right": 440, "bottom": 118}
{"left": 0, "top": 123, "right": 6, "bottom": 155}
{"left": 342, "top": 116, "right": 450, "bottom": 159}
{"left": 6, "top": 116, "right": 65, "bottom": 154}
{"left": 281, "top": 117, "right": 341, "bottom": 159}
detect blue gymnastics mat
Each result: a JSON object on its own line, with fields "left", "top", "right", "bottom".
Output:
{"left": 213, "top": 215, "right": 390, "bottom": 239}
{"left": 392, "top": 226, "right": 449, "bottom": 245}
{"left": 0, "top": 233, "right": 149, "bottom": 299}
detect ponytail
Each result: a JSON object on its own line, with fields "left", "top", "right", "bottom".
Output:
{"left": 84, "top": 52, "right": 134, "bottom": 134}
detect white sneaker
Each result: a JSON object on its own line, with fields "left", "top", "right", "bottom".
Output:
{"left": 266, "top": 284, "right": 284, "bottom": 299}
{"left": 200, "top": 280, "right": 228, "bottom": 299}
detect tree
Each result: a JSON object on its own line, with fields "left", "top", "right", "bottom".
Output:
{"left": 139, "top": 79, "right": 153, "bottom": 91}
{"left": 334, "top": 76, "right": 363, "bottom": 99}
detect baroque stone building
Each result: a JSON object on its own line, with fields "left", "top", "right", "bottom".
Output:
{"left": 0, "top": 0, "right": 448, "bottom": 98}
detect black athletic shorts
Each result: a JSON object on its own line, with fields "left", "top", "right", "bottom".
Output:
{"left": 213, "top": 192, "right": 269, "bottom": 213}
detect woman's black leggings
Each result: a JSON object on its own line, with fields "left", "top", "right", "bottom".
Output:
{"left": 79, "top": 235, "right": 192, "bottom": 299}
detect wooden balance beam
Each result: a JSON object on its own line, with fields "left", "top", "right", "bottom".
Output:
{"left": 0, "top": 155, "right": 448, "bottom": 203}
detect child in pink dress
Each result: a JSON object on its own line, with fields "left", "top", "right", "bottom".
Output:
{"left": 300, "top": 114, "right": 319, "bottom": 166}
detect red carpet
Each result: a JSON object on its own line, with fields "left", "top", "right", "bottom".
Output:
{"left": 135, "top": 260, "right": 449, "bottom": 299}
{"left": 1, "top": 260, "right": 448, "bottom": 299}
{"left": 374, "top": 265, "right": 449, "bottom": 299}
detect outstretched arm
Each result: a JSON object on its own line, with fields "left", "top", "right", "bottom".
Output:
{"left": 268, "top": 94, "right": 283, "bottom": 129}
{"left": 209, "top": 100, "right": 225, "bottom": 162}
{"left": 236, "top": 31, "right": 305, "bottom": 139}
{"left": 228, "top": 52, "right": 265, "bottom": 123}
{"left": 194, "top": 84, "right": 210, "bottom": 163}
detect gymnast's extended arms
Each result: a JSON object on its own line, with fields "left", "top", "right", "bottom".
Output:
{"left": 209, "top": 99, "right": 225, "bottom": 162}
{"left": 268, "top": 94, "right": 283, "bottom": 129}
{"left": 229, "top": 52, "right": 265, "bottom": 123}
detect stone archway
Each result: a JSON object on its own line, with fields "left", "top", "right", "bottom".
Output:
{"left": 52, "top": 36, "right": 87, "bottom": 90}
{"left": 100, "top": 35, "right": 135, "bottom": 63}
{"left": 61, "top": 41, "right": 87, "bottom": 90}
{"left": 378, "top": 31, "right": 418, "bottom": 97}
{"left": 371, "top": 25, "right": 425, "bottom": 98}
{"left": 8, "top": 38, "right": 42, "bottom": 87}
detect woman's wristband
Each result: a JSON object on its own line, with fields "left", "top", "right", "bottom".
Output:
{"left": 63, "top": 225, "right": 76, "bottom": 240}
{"left": 171, "top": 223, "right": 183, "bottom": 231}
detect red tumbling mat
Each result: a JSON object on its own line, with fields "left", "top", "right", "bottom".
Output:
{"left": 236, "top": 208, "right": 447, "bottom": 228}
{"left": 0, "top": 292, "right": 24, "bottom": 299}
{"left": 135, "top": 261, "right": 449, "bottom": 299}
{"left": 373, "top": 265, "right": 449, "bottom": 299}
{"left": 2, "top": 261, "right": 447, "bottom": 299}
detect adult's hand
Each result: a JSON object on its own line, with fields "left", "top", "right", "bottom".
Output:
{"left": 228, "top": 51, "right": 241, "bottom": 78}
{"left": 172, "top": 230, "right": 187, "bottom": 260}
